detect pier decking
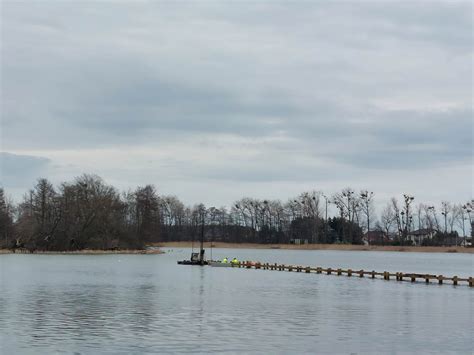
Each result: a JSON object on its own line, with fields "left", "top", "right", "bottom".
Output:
{"left": 229, "top": 262, "right": 473, "bottom": 287}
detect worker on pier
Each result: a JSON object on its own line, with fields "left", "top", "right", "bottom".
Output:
{"left": 222, "top": 257, "right": 228, "bottom": 263}
{"left": 231, "top": 257, "right": 239, "bottom": 265}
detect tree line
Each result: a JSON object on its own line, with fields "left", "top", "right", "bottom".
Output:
{"left": 0, "top": 175, "right": 472, "bottom": 251}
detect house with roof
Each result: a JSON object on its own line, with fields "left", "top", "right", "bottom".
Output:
{"left": 408, "top": 228, "right": 437, "bottom": 245}
{"left": 363, "top": 230, "right": 391, "bottom": 245}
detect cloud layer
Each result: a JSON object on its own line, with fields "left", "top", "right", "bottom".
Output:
{"left": 1, "top": 1, "right": 472, "bottom": 208}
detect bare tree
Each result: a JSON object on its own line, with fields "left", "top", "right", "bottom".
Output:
{"left": 440, "top": 201, "right": 451, "bottom": 233}
{"left": 415, "top": 203, "right": 426, "bottom": 232}
{"left": 360, "top": 190, "right": 374, "bottom": 244}
{"left": 380, "top": 203, "right": 396, "bottom": 241}
{"left": 391, "top": 198, "right": 402, "bottom": 240}
{"left": 134, "top": 185, "right": 160, "bottom": 243}
{"left": 454, "top": 204, "right": 467, "bottom": 246}
{"left": 333, "top": 188, "right": 356, "bottom": 242}
{"left": 461, "top": 201, "right": 473, "bottom": 244}
{"left": 400, "top": 194, "right": 415, "bottom": 244}
{"left": 0, "top": 188, "right": 15, "bottom": 248}
{"left": 424, "top": 205, "right": 440, "bottom": 232}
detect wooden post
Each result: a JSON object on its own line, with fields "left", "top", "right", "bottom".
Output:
{"left": 305, "top": 267, "right": 310, "bottom": 273}
{"left": 317, "top": 267, "right": 322, "bottom": 274}
{"left": 337, "top": 268, "right": 342, "bottom": 276}
{"left": 469, "top": 277, "right": 473, "bottom": 287}
{"left": 359, "top": 270, "right": 364, "bottom": 278}
{"left": 371, "top": 270, "right": 375, "bottom": 279}
{"left": 453, "top": 276, "right": 458, "bottom": 286}
{"left": 288, "top": 265, "right": 293, "bottom": 272}
{"left": 438, "top": 275, "right": 443, "bottom": 285}
{"left": 411, "top": 275, "right": 416, "bottom": 282}
{"left": 348, "top": 269, "right": 352, "bottom": 277}
{"left": 327, "top": 268, "right": 332, "bottom": 275}
{"left": 425, "top": 275, "right": 429, "bottom": 284}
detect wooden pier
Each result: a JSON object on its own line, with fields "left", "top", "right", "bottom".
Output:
{"left": 231, "top": 261, "right": 473, "bottom": 287}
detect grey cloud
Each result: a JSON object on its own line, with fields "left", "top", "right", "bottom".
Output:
{"left": 297, "top": 108, "right": 473, "bottom": 170}
{"left": 0, "top": 152, "right": 51, "bottom": 188}
{"left": 0, "top": 1, "right": 472, "bottom": 202}
{"left": 350, "top": 2, "right": 472, "bottom": 50}
{"left": 77, "top": 78, "right": 300, "bottom": 135}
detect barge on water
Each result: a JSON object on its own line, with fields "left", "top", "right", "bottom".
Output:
{"left": 177, "top": 207, "right": 209, "bottom": 266}
{"left": 177, "top": 249, "right": 209, "bottom": 266}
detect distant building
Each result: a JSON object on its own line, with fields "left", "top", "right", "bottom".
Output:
{"left": 408, "top": 228, "right": 436, "bottom": 245}
{"left": 363, "top": 231, "right": 390, "bottom": 245}
{"left": 290, "top": 238, "right": 308, "bottom": 245}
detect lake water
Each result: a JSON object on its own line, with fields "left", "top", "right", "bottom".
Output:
{"left": 0, "top": 248, "right": 473, "bottom": 354}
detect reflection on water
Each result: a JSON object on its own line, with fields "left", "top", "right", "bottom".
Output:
{"left": 0, "top": 249, "right": 472, "bottom": 354}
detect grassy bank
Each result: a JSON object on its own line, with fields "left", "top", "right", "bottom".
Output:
{"left": 154, "top": 242, "right": 474, "bottom": 254}
{"left": 0, "top": 248, "right": 164, "bottom": 255}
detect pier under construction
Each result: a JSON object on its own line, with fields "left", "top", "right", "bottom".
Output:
{"left": 222, "top": 261, "right": 473, "bottom": 287}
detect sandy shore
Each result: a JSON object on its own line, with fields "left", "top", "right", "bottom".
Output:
{"left": 154, "top": 242, "right": 474, "bottom": 254}
{"left": 0, "top": 248, "right": 164, "bottom": 255}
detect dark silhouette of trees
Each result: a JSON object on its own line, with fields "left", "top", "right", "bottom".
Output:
{"left": 0, "top": 176, "right": 471, "bottom": 250}
{"left": 0, "top": 188, "right": 14, "bottom": 248}
{"left": 133, "top": 185, "right": 160, "bottom": 243}
{"left": 57, "top": 174, "right": 126, "bottom": 250}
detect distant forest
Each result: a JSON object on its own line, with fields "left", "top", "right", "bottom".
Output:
{"left": 0, "top": 174, "right": 472, "bottom": 251}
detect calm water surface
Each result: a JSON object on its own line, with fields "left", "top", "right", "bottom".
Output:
{"left": 0, "top": 248, "right": 473, "bottom": 354}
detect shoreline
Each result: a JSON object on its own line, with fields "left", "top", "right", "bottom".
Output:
{"left": 0, "top": 248, "right": 164, "bottom": 255}
{"left": 154, "top": 242, "right": 474, "bottom": 254}
{"left": 2, "top": 243, "right": 472, "bottom": 254}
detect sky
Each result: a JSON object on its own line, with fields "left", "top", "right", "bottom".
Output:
{"left": 0, "top": 0, "right": 472, "bottom": 213}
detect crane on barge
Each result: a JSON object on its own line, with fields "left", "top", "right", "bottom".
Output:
{"left": 177, "top": 205, "right": 208, "bottom": 265}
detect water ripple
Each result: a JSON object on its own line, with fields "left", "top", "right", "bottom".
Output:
{"left": 0, "top": 252, "right": 472, "bottom": 354}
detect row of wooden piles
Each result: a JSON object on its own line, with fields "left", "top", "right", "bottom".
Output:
{"left": 234, "top": 262, "right": 473, "bottom": 287}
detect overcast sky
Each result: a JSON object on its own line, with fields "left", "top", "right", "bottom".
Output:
{"left": 0, "top": 0, "right": 472, "bottom": 212}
